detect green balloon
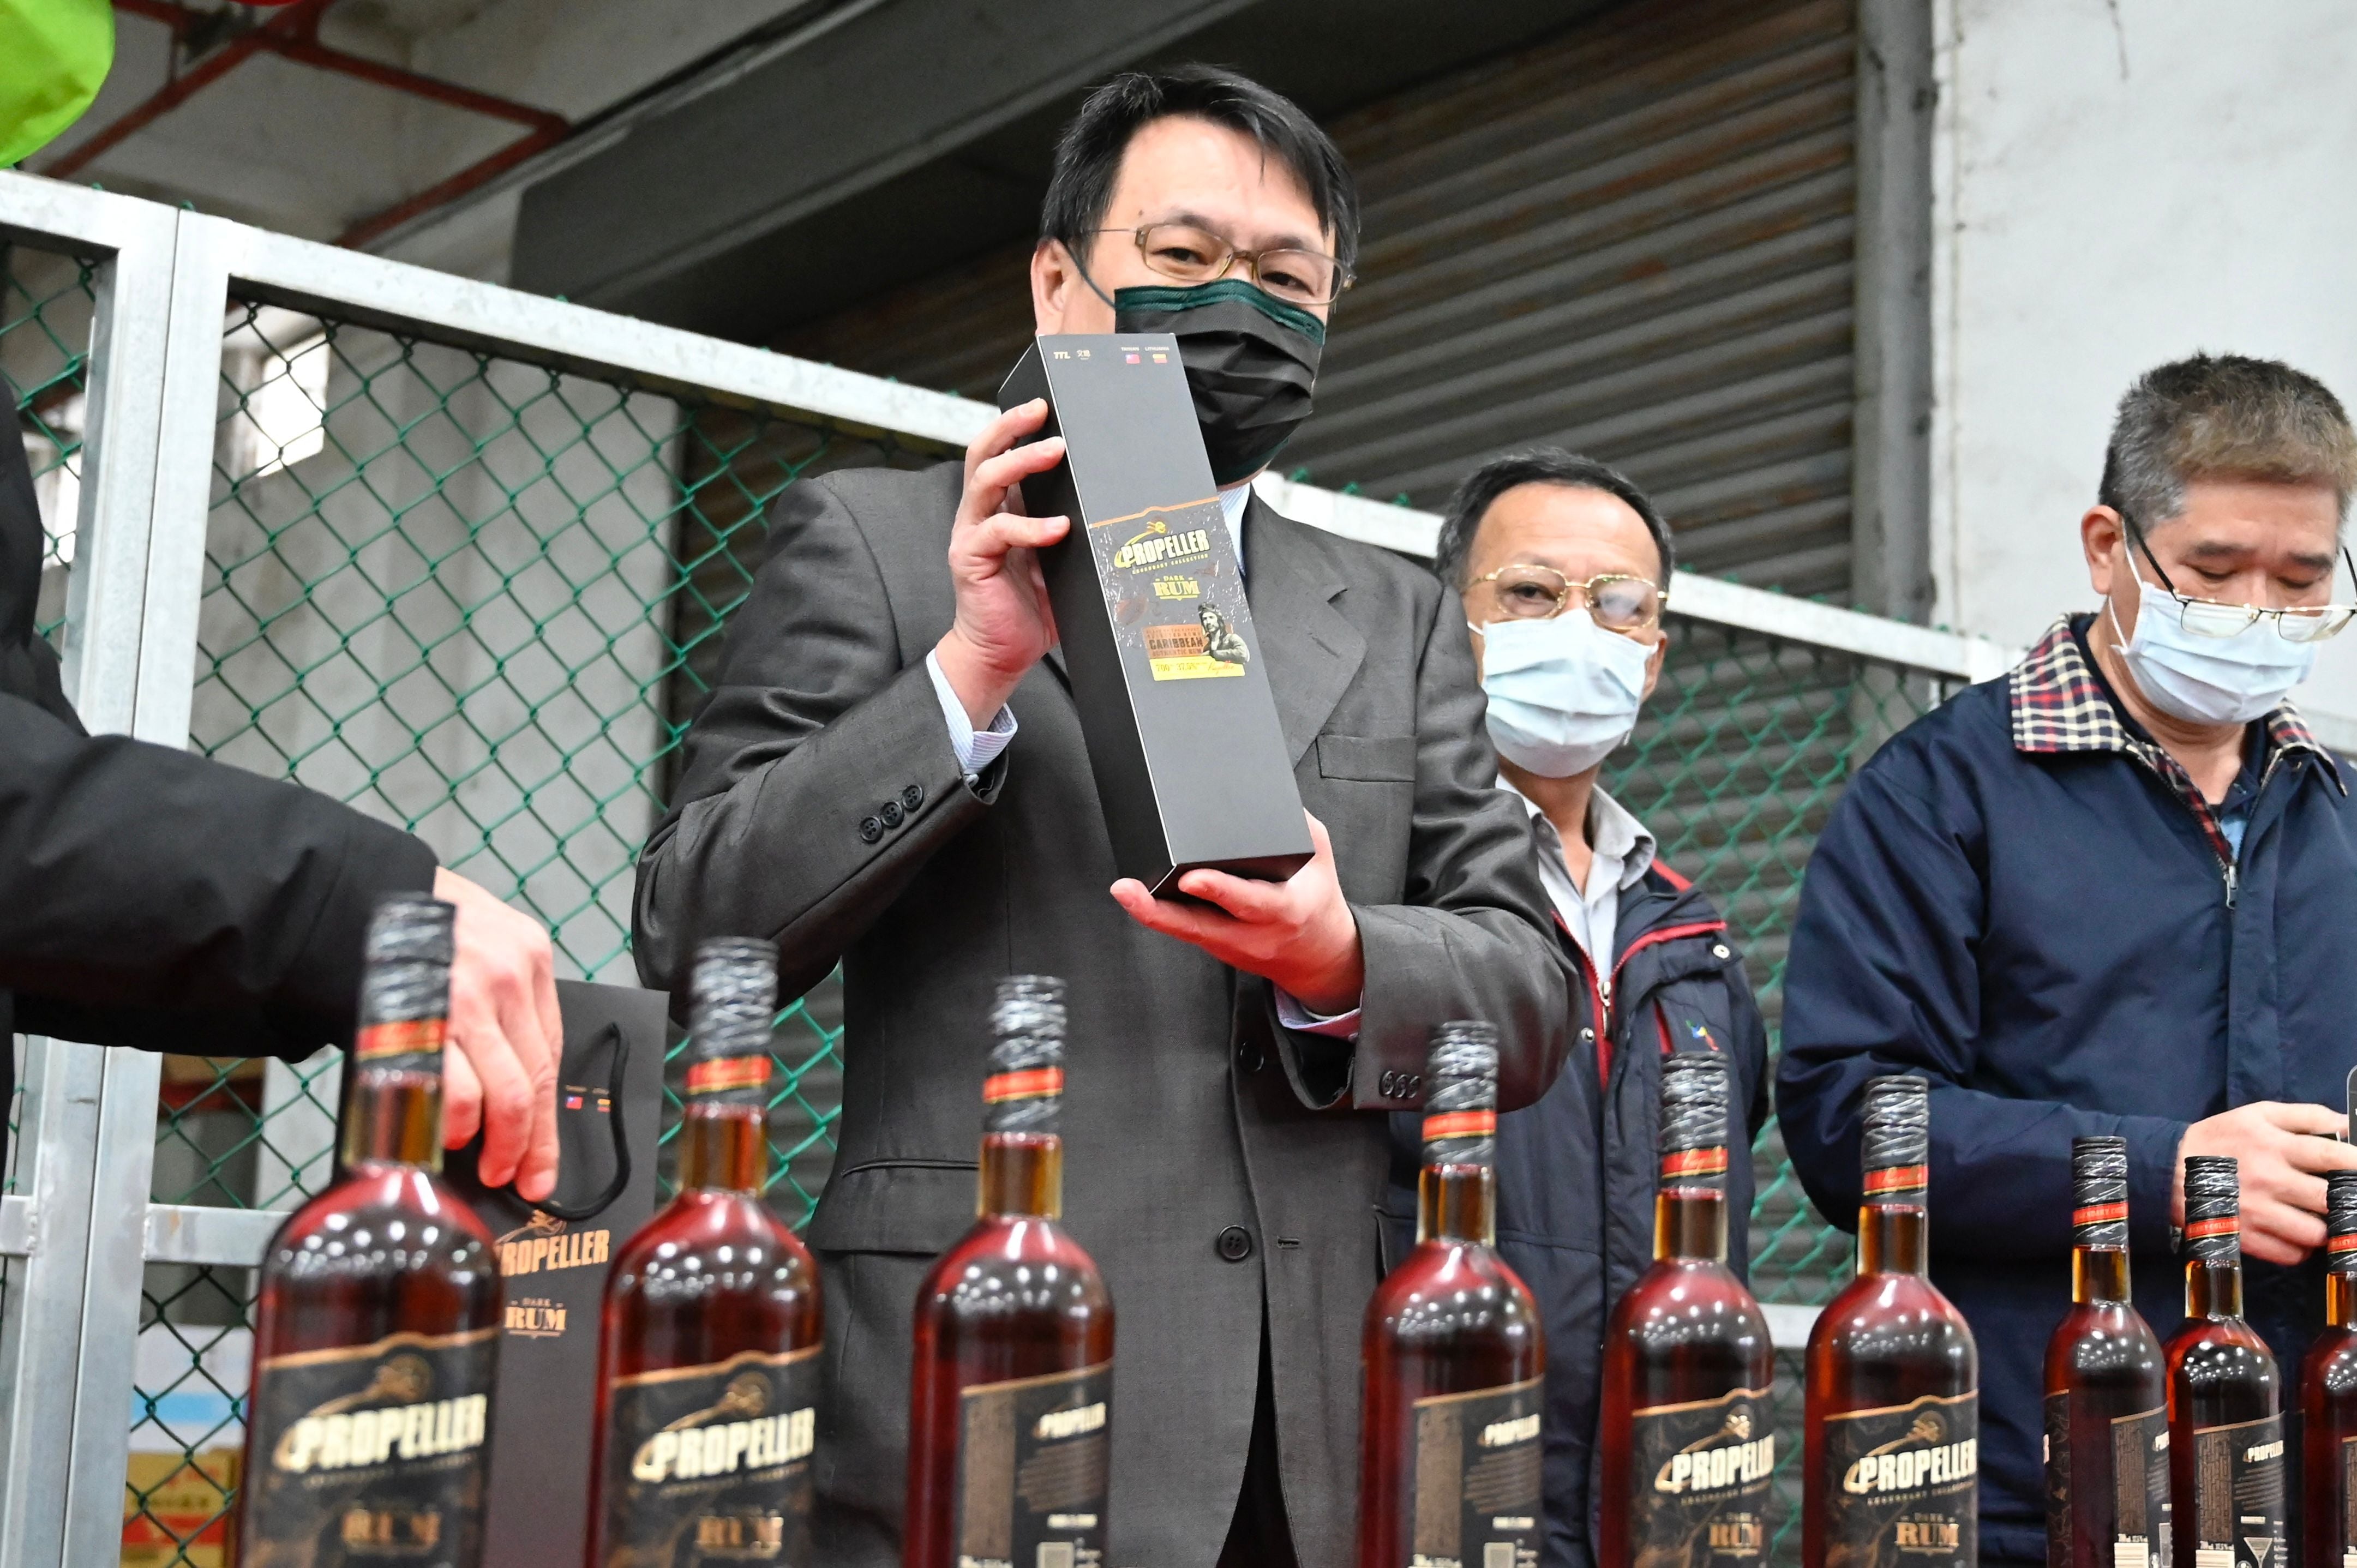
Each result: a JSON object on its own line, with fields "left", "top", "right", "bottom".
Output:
{"left": 0, "top": 0, "right": 116, "bottom": 170}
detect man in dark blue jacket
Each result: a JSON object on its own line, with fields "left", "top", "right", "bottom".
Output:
{"left": 1779, "top": 353, "right": 2357, "bottom": 1568}
{"left": 1392, "top": 449, "right": 1771, "bottom": 1568}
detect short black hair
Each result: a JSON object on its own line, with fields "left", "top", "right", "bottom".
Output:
{"left": 1431, "top": 449, "right": 1676, "bottom": 590}
{"left": 1041, "top": 65, "right": 1361, "bottom": 277}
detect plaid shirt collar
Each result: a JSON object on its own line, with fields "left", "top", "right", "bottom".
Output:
{"left": 2007, "top": 614, "right": 2344, "bottom": 858}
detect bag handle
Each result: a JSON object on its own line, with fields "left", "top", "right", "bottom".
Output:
{"left": 532, "top": 1021, "right": 633, "bottom": 1223}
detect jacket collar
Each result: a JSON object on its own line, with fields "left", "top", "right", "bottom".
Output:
{"left": 1242, "top": 491, "right": 1364, "bottom": 764}
{"left": 2007, "top": 614, "right": 2342, "bottom": 791}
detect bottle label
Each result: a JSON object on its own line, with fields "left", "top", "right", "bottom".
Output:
{"left": 241, "top": 1325, "right": 497, "bottom": 1565}
{"left": 2188, "top": 1413, "right": 2284, "bottom": 1568}
{"left": 952, "top": 1361, "right": 1112, "bottom": 1568}
{"left": 1819, "top": 1390, "right": 1977, "bottom": 1568}
{"left": 599, "top": 1344, "right": 821, "bottom": 1565}
{"left": 1407, "top": 1375, "right": 1543, "bottom": 1568}
{"left": 1624, "top": 1385, "right": 1774, "bottom": 1565}
{"left": 2047, "top": 1395, "right": 2169, "bottom": 1568}
{"left": 2340, "top": 1435, "right": 2357, "bottom": 1568}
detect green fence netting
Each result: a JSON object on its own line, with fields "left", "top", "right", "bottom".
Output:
{"left": 1, "top": 279, "right": 1955, "bottom": 1565}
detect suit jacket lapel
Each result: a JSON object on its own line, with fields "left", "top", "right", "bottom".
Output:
{"left": 1243, "top": 494, "right": 1364, "bottom": 765}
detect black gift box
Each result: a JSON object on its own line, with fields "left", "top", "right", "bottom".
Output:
{"left": 998, "top": 333, "right": 1311, "bottom": 892}
{"left": 443, "top": 979, "right": 667, "bottom": 1568}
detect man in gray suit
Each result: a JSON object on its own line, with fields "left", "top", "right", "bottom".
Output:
{"left": 634, "top": 65, "right": 1575, "bottom": 1568}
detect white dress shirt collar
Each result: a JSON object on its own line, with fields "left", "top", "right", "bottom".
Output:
{"left": 1500, "top": 777, "right": 1657, "bottom": 966}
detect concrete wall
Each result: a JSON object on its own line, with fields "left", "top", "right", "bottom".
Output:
{"left": 1929, "top": 0, "right": 2357, "bottom": 731}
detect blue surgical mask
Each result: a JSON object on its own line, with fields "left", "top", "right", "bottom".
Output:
{"left": 1473, "top": 611, "right": 1653, "bottom": 776}
{"left": 2109, "top": 558, "right": 2316, "bottom": 725}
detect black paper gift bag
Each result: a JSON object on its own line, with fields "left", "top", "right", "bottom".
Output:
{"left": 444, "top": 979, "right": 668, "bottom": 1568}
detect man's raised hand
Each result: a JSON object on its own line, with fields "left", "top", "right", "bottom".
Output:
{"left": 933, "top": 398, "right": 1070, "bottom": 726}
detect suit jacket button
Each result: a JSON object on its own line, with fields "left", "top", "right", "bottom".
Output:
{"left": 1377, "top": 1070, "right": 1396, "bottom": 1096}
{"left": 901, "top": 784, "right": 925, "bottom": 813}
{"left": 1216, "top": 1225, "right": 1254, "bottom": 1263}
{"left": 880, "top": 800, "right": 904, "bottom": 828}
{"left": 859, "top": 816, "right": 884, "bottom": 843}
{"left": 1236, "top": 1042, "right": 1265, "bottom": 1073}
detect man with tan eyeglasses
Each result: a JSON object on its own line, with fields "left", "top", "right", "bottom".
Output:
{"left": 1393, "top": 447, "right": 1770, "bottom": 1568}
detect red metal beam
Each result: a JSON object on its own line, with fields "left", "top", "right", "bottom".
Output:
{"left": 265, "top": 40, "right": 565, "bottom": 134}
{"left": 53, "top": 0, "right": 571, "bottom": 239}
{"left": 45, "top": 0, "right": 338, "bottom": 178}
{"left": 336, "top": 121, "right": 568, "bottom": 249}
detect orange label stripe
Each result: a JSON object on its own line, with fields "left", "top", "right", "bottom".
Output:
{"left": 2184, "top": 1216, "right": 2240, "bottom": 1240}
{"left": 1662, "top": 1148, "right": 1729, "bottom": 1177}
{"left": 2072, "top": 1201, "right": 2128, "bottom": 1227}
{"left": 1863, "top": 1164, "right": 1928, "bottom": 1195}
{"left": 356, "top": 1019, "right": 444, "bottom": 1060}
{"left": 983, "top": 1067, "right": 1064, "bottom": 1103}
{"left": 2331, "top": 1234, "right": 2357, "bottom": 1254}
{"left": 685, "top": 1057, "right": 770, "bottom": 1094}
{"left": 1422, "top": 1110, "right": 1497, "bottom": 1141}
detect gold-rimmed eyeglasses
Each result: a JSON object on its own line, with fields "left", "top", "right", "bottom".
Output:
{"left": 1469, "top": 563, "right": 1666, "bottom": 632}
{"left": 2124, "top": 511, "right": 2357, "bottom": 642}
{"left": 1095, "top": 223, "right": 1352, "bottom": 308}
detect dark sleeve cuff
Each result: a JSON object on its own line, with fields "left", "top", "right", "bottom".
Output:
{"left": 279, "top": 808, "right": 439, "bottom": 1045}
{"left": 2123, "top": 1113, "right": 2190, "bottom": 1253}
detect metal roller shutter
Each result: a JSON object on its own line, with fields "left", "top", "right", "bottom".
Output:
{"left": 1291, "top": 0, "right": 1859, "bottom": 598}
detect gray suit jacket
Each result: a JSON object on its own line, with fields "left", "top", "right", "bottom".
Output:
{"left": 634, "top": 462, "right": 1575, "bottom": 1568}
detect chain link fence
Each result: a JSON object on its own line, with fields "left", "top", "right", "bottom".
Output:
{"left": 6, "top": 239, "right": 1965, "bottom": 1565}
{"left": 1605, "top": 616, "right": 1951, "bottom": 1554}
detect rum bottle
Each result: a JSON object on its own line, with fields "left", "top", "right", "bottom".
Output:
{"left": 905, "top": 975, "right": 1114, "bottom": 1568}
{"left": 1803, "top": 1074, "right": 1978, "bottom": 1568}
{"left": 2046, "top": 1135, "right": 2170, "bottom": 1568}
{"left": 588, "top": 937, "right": 824, "bottom": 1566}
{"left": 1599, "top": 1050, "right": 1774, "bottom": 1568}
{"left": 2166, "top": 1155, "right": 2284, "bottom": 1568}
{"left": 2302, "top": 1172, "right": 2357, "bottom": 1568}
{"left": 237, "top": 894, "right": 502, "bottom": 1566}
{"left": 1358, "top": 1022, "right": 1546, "bottom": 1568}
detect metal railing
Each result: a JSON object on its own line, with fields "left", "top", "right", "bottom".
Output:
{"left": 1, "top": 169, "right": 2012, "bottom": 1568}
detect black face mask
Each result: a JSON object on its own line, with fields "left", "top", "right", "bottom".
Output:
{"left": 1109, "top": 279, "right": 1326, "bottom": 486}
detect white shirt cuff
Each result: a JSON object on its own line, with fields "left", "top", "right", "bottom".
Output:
{"left": 926, "top": 649, "right": 1017, "bottom": 778}
{"left": 1274, "top": 990, "right": 1362, "bottom": 1040}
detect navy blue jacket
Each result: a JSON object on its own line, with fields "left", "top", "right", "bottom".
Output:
{"left": 1388, "top": 860, "right": 1771, "bottom": 1568}
{"left": 1777, "top": 617, "right": 2357, "bottom": 1564}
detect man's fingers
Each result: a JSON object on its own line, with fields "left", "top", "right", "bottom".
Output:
{"left": 2282, "top": 1132, "right": 2357, "bottom": 1174}
{"left": 964, "top": 399, "right": 1048, "bottom": 480}
{"left": 442, "top": 1046, "right": 484, "bottom": 1149}
{"left": 1173, "top": 867, "right": 1287, "bottom": 922}
{"left": 501, "top": 942, "right": 561, "bottom": 1204}
{"left": 1111, "top": 880, "right": 1235, "bottom": 948}
{"left": 1304, "top": 810, "right": 1335, "bottom": 861}
{"left": 957, "top": 512, "right": 1070, "bottom": 568}
{"left": 967, "top": 437, "right": 1065, "bottom": 508}
{"left": 2247, "top": 1198, "right": 2325, "bottom": 1261}
{"left": 2262, "top": 1101, "right": 2350, "bottom": 1137}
